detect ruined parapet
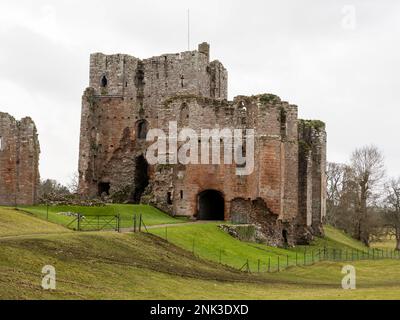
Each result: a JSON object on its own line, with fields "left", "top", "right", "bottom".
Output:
{"left": 298, "top": 120, "right": 327, "bottom": 238}
{"left": 88, "top": 43, "right": 228, "bottom": 101}
{"left": 0, "top": 112, "right": 40, "bottom": 206}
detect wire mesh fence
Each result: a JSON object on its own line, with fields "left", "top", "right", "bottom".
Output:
{"left": 156, "top": 226, "right": 400, "bottom": 273}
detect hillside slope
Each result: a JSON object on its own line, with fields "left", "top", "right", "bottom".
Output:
{"left": 1, "top": 208, "right": 400, "bottom": 300}
{"left": 149, "top": 223, "right": 378, "bottom": 271}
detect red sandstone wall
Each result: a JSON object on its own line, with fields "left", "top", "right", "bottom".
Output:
{"left": 0, "top": 112, "right": 40, "bottom": 206}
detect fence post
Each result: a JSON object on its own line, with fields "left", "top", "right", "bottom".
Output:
{"left": 278, "top": 256, "right": 280, "bottom": 272}
{"left": 77, "top": 214, "right": 81, "bottom": 231}
{"left": 46, "top": 202, "right": 49, "bottom": 221}
{"left": 268, "top": 257, "right": 271, "bottom": 273}
{"left": 139, "top": 214, "right": 142, "bottom": 232}
{"left": 133, "top": 214, "right": 137, "bottom": 233}
{"left": 118, "top": 214, "right": 121, "bottom": 233}
{"left": 295, "top": 252, "right": 298, "bottom": 266}
{"left": 312, "top": 251, "right": 314, "bottom": 264}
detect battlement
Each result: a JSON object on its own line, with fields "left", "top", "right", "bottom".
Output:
{"left": 89, "top": 43, "right": 227, "bottom": 101}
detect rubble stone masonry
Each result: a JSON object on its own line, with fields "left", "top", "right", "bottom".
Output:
{"left": 78, "top": 43, "right": 327, "bottom": 246}
{"left": 0, "top": 112, "right": 40, "bottom": 206}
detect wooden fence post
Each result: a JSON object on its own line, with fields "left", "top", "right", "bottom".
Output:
{"left": 278, "top": 256, "right": 280, "bottom": 272}
{"left": 77, "top": 214, "right": 81, "bottom": 231}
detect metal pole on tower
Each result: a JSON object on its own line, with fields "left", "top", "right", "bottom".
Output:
{"left": 187, "top": 9, "right": 190, "bottom": 51}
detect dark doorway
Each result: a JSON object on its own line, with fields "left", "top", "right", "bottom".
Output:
{"left": 198, "top": 190, "right": 225, "bottom": 220}
{"left": 132, "top": 155, "right": 149, "bottom": 203}
{"left": 98, "top": 182, "right": 110, "bottom": 196}
{"left": 282, "top": 229, "right": 289, "bottom": 247}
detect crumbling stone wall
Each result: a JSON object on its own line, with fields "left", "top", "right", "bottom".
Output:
{"left": 0, "top": 112, "right": 40, "bottom": 206}
{"left": 298, "top": 120, "right": 327, "bottom": 238}
{"left": 78, "top": 43, "right": 327, "bottom": 245}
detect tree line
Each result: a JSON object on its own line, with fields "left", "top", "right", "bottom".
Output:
{"left": 326, "top": 145, "right": 400, "bottom": 250}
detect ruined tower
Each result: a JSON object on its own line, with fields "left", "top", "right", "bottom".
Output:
{"left": 78, "top": 43, "right": 327, "bottom": 245}
{"left": 0, "top": 112, "right": 40, "bottom": 206}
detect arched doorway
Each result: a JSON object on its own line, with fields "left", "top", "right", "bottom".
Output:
{"left": 197, "top": 190, "right": 225, "bottom": 221}
{"left": 132, "top": 155, "right": 149, "bottom": 203}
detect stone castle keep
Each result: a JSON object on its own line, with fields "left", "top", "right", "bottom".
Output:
{"left": 78, "top": 43, "right": 327, "bottom": 245}
{"left": 0, "top": 112, "right": 40, "bottom": 206}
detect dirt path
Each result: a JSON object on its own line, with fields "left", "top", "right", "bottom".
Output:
{"left": 119, "top": 220, "right": 219, "bottom": 233}
{"left": 0, "top": 221, "right": 219, "bottom": 240}
{"left": 0, "top": 232, "right": 75, "bottom": 242}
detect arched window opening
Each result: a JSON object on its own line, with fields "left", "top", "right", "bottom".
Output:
{"left": 236, "top": 143, "right": 247, "bottom": 168}
{"left": 101, "top": 75, "right": 108, "bottom": 87}
{"left": 280, "top": 108, "right": 287, "bottom": 137}
{"left": 179, "top": 103, "right": 190, "bottom": 127}
{"left": 167, "top": 192, "right": 173, "bottom": 205}
{"left": 136, "top": 120, "right": 149, "bottom": 140}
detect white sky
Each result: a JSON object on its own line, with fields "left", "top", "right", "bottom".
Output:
{"left": 0, "top": 0, "right": 399, "bottom": 185}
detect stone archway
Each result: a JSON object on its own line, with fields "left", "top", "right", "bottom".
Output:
{"left": 197, "top": 190, "right": 225, "bottom": 221}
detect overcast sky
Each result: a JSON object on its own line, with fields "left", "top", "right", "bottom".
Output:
{"left": 0, "top": 0, "right": 399, "bottom": 185}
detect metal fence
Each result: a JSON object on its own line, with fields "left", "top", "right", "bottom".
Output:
{"left": 67, "top": 214, "right": 121, "bottom": 232}
{"left": 157, "top": 226, "right": 400, "bottom": 273}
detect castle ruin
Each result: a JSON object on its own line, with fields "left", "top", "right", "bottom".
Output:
{"left": 78, "top": 43, "right": 327, "bottom": 245}
{"left": 0, "top": 112, "right": 40, "bottom": 206}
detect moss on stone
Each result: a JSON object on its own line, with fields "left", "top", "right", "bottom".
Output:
{"left": 257, "top": 94, "right": 281, "bottom": 105}
{"left": 298, "top": 139, "right": 312, "bottom": 153}
{"left": 299, "top": 119, "right": 326, "bottom": 132}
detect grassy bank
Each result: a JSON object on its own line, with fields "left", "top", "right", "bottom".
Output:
{"left": 18, "top": 204, "right": 185, "bottom": 229}
{"left": 1, "top": 208, "right": 400, "bottom": 299}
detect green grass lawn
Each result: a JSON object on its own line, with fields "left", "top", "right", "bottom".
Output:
{"left": 149, "top": 223, "right": 393, "bottom": 272}
{"left": 0, "top": 207, "right": 71, "bottom": 237}
{"left": 18, "top": 204, "right": 185, "bottom": 229}
{"left": 1, "top": 208, "right": 400, "bottom": 299}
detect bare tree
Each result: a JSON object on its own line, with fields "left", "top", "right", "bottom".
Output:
{"left": 67, "top": 171, "right": 79, "bottom": 194}
{"left": 39, "top": 179, "right": 70, "bottom": 199}
{"left": 383, "top": 177, "right": 400, "bottom": 251}
{"left": 326, "top": 162, "right": 346, "bottom": 225}
{"left": 350, "top": 145, "right": 385, "bottom": 245}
